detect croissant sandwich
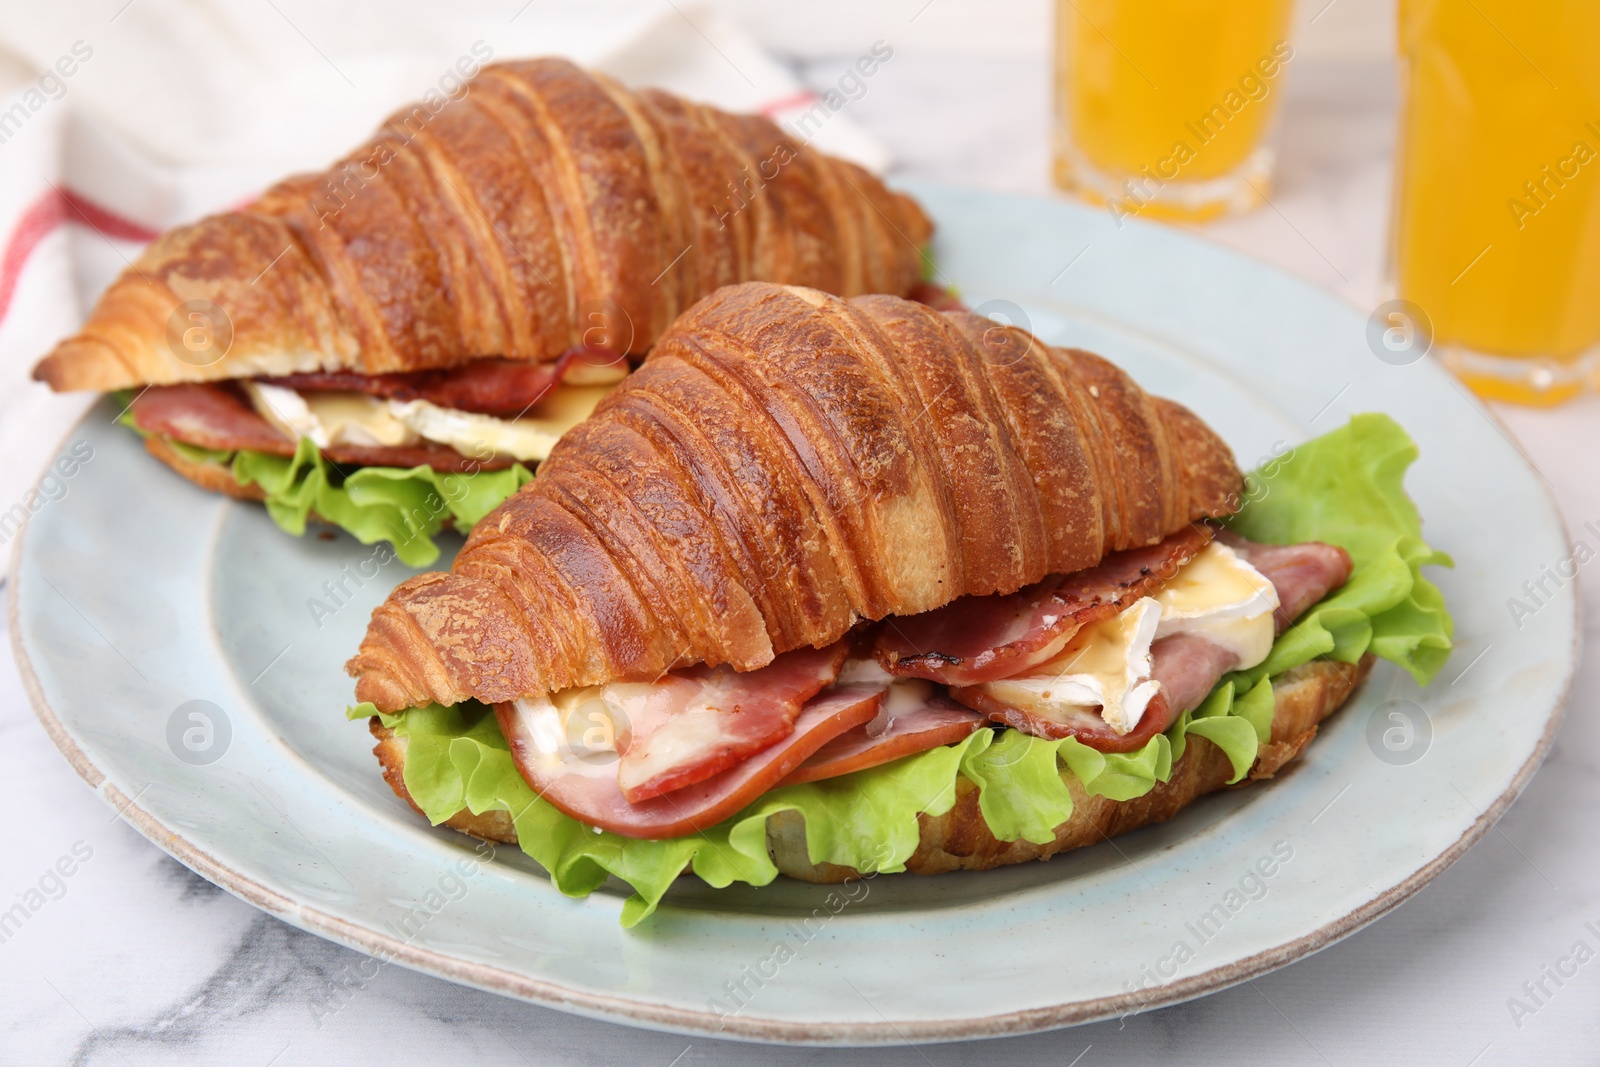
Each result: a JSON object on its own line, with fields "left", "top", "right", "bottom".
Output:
{"left": 31, "top": 58, "right": 933, "bottom": 564}
{"left": 347, "top": 282, "right": 1455, "bottom": 926}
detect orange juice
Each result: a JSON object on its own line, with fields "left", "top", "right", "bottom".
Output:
{"left": 1054, "top": 0, "right": 1295, "bottom": 221}
{"left": 1394, "top": 0, "right": 1600, "bottom": 404}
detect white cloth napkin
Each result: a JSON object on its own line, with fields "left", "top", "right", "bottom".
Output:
{"left": 0, "top": 0, "right": 890, "bottom": 567}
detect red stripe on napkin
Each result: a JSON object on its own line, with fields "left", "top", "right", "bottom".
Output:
{"left": 756, "top": 90, "right": 820, "bottom": 117}
{"left": 0, "top": 188, "right": 160, "bottom": 328}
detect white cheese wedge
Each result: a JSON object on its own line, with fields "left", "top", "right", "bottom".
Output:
{"left": 243, "top": 382, "right": 328, "bottom": 448}
{"left": 304, "top": 391, "right": 418, "bottom": 447}
{"left": 836, "top": 656, "right": 895, "bottom": 687}
{"left": 245, "top": 379, "right": 617, "bottom": 461}
{"left": 248, "top": 382, "right": 418, "bottom": 448}
{"left": 1152, "top": 541, "right": 1279, "bottom": 670}
{"left": 390, "top": 383, "right": 615, "bottom": 462}
{"left": 516, "top": 692, "right": 573, "bottom": 761}
{"left": 522, "top": 675, "right": 748, "bottom": 794}
{"left": 512, "top": 684, "right": 629, "bottom": 779}
{"left": 977, "top": 597, "right": 1164, "bottom": 735}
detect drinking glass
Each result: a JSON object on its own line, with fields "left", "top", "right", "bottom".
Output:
{"left": 1053, "top": 0, "right": 1296, "bottom": 223}
{"left": 1391, "top": 0, "right": 1600, "bottom": 405}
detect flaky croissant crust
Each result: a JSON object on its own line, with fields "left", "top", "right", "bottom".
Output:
{"left": 34, "top": 59, "right": 931, "bottom": 393}
{"left": 349, "top": 282, "right": 1243, "bottom": 712}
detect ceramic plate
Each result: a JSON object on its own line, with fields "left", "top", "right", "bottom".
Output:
{"left": 9, "top": 183, "right": 1578, "bottom": 1044}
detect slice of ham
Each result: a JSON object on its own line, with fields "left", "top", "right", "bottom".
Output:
{"left": 496, "top": 684, "right": 884, "bottom": 839}
{"left": 613, "top": 643, "right": 846, "bottom": 802}
{"left": 131, "top": 382, "right": 296, "bottom": 455}
{"left": 129, "top": 383, "right": 515, "bottom": 471}
{"left": 874, "top": 524, "right": 1212, "bottom": 685}
{"left": 260, "top": 346, "right": 625, "bottom": 418}
{"left": 1217, "top": 532, "right": 1353, "bottom": 631}
{"left": 952, "top": 532, "right": 1354, "bottom": 752}
{"left": 1148, "top": 632, "right": 1242, "bottom": 719}
{"left": 778, "top": 683, "right": 986, "bottom": 786}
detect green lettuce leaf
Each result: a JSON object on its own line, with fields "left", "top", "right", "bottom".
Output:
{"left": 1226, "top": 412, "right": 1455, "bottom": 686}
{"left": 166, "top": 439, "right": 236, "bottom": 465}
{"left": 359, "top": 413, "right": 1453, "bottom": 925}
{"left": 117, "top": 395, "right": 531, "bottom": 566}
{"left": 231, "top": 439, "right": 532, "bottom": 567}
{"left": 357, "top": 698, "right": 993, "bottom": 926}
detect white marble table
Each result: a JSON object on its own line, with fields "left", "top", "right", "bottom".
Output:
{"left": 4, "top": 51, "right": 1598, "bottom": 1067}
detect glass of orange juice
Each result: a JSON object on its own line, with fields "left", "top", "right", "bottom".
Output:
{"left": 1053, "top": 0, "right": 1296, "bottom": 223}
{"left": 1391, "top": 0, "right": 1600, "bottom": 405}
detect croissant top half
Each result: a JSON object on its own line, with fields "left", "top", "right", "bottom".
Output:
{"left": 34, "top": 59, "right": 931, "bottom": 393}
{"left": 348, "top": 282, "right": 1243, "bottom": 712}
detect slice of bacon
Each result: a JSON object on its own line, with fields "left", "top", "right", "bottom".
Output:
{"left": 955, "top": 683, "right": 1178, "bottom": 753}
{"left": 496, "top": 684, "right": 884, "bottom": 839}
{"left": 317, "top": 440, "right": 518, "bottom": 472}
{"left": 614, "top": 644, "right": 846, "bottom": 803}
{"left": 129, "top": 382, "right": 515, "bottom": 471}
{"left": 952, "top": 534, "right": 1355, "bottom": 752}
{"left": 1217, "top": 532, "right": 1353, "bottom": 631}
{"left": 259, "top": 346, "right": 625, "bottom": 418}
{"left": 874, "top": 524, "right": 1213, "bottom": 686}
{"left": 778, "top": 686, "right": 986, "bottom": 786}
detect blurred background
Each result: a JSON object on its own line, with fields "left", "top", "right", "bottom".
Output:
{"left": 4, "top": 0, "right": 1593, "bottom": 507}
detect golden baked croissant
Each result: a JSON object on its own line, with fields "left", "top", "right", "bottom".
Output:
{"left": 34, "top": 59, "right": 931, "bottom": 393}
{"left": 348, "top": 281, "right": 1243, "bottom": 711}
{"left": 27, "top": 59, "right": 935, "bottom": 567}
{"left": 348, "top": 285, "right": 1454, "bottom": 924}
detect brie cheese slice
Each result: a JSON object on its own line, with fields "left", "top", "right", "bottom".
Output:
{"left": 304, "top": 391, "right": 418, "bottom": 447}
{"left": 390, "top": 383, "right": 614, "bottom": 462}
{"left": 243, "top": 381, "right": 328, "bottom": 448}
{"left": 976, "top": 596, "right": 1164, "bottom": 735}
{"left": 512, "top": 684, "right": 627, "bottom": 780}
{"left": 244, "top": 379, "right": 617, "bottom": 462}
{"left": 1152, "top": 541, "right": 1279, "bottom": 670}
